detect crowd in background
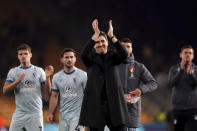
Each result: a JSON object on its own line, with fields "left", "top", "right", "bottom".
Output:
{"left": 0, "top": 0, "right": 197, "bottom": 130}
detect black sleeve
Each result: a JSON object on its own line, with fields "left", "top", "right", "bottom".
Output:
{"left": 168, "top": 66, "right": 184, "bottom": 88}
{"left": 188, "top": 66, "right": 197, "bottom": 86}
{"left": 139, "top": 64, "right": 157, "bottom": 94}
{"left": 111, "top": 41, "right": 128, "bottom": 65}
{"left": 81, "top": 39, "right": 96, "bottom": 67}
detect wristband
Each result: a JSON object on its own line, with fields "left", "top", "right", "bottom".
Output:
{"left": 110, "top": 35, "right": 115, "bottom": 39}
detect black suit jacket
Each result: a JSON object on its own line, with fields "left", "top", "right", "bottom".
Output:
{"left": 79, "top": 39, "right": 130, "bottom": 128}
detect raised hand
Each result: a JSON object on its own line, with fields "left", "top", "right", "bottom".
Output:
{"left": 92, "top": 19, "right": 100, "bottom": 41}
{"left": 45, "top": 65, "right": 54, "bottom": 78}
{"left": 187, "top": 61, "right": 193, "bottom": 74}
{"left": 3, "top": 73, "right": 25, "bottom": 94}
{"left": 180, "top": 59, "right": 187, "bottom": 70}
{"left": 107, "top": 20, "right": 113, "bottom": 38}
{"left": 16, "top": 73, "right": 25, "bottom": 83}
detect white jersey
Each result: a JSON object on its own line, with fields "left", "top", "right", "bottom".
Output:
{"left": 6, "top": 65, "right": 46, "bottom": 114}
{"left": 52, "top": 67, "right": 87, "bottom": 120}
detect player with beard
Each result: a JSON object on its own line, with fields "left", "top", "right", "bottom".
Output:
{"left": 47, "top": 48, "right": 87, "bottom": 131}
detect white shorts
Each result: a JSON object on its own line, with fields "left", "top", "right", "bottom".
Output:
{"left": 59, "top": 117, "right": 85, "bottom": 131}
{"left": 9, "top": 112, "right": 43, "bottom": 131}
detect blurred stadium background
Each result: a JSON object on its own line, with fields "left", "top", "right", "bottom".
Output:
{"left": 0, "top": 0, "right": 196, "bottom": 130}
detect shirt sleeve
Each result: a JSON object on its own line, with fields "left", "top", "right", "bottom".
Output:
{"left": 168, "top": 66, "right": 184, "bottom": 88}
{"left": 52, "top": 76, "right": 59, "bottom": 92}
{"left": 111, "top": 41, "right": 128, "bottom": 65}
{"left": 81, "top": 39, "right": 96, "bottom": 67}
{"left": 82, "top": 72, "right": 87, "bottom": 89}
{"left": 6, "top": 68, "right": 16, "bottom": 83}
{"left": 39, "top": 68, "right": 46, "bottom": 85}
{"left": 138, "top": 64, "right": 157, "bottom": 94}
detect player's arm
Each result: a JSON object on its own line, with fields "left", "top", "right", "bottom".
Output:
{"left": 47, "top": 91, "right": 59, "bottom": 123}
{"left": 42, "top": 65, "right": 54, "bottom": 100}
{"left": 3, "top": 73, "right": 25, "bottom": 94}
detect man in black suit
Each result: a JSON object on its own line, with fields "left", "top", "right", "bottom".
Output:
{"left": 79, "top": 19, "right": 129, "bottom": 131}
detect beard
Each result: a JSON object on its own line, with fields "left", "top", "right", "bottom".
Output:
{"left": 64, "top": 63, "right": 73, "bottom": 69}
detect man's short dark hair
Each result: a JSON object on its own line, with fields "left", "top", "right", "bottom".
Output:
{"left": 99, "top": 31, "right": 108, "bottom": 41}
{"left": 181, "top": 45, "right": 194, "bottom": 53}
{"left": 60, "top": 48, "right": 76, "bottom": 58}
{"left": 17, "top": 44, "right": 31, "bottom": 53}
{"left": 120, "top": 38, "right": 132, "bottom": 45}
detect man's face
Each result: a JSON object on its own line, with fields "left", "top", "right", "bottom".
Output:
{"left": 17, "top": 49, "right": 32, "bottom": 64}
{"left": 121, "top": 42, "right": 132, "bottom": 56}
{"left": 61, "top": 51, "right": 76, "bottom": 68}
{"left": 180, "top": 48, "right": 194, "bottom": 61}
{"left": 94, "top": 36, "right": 108, "bottom": 54}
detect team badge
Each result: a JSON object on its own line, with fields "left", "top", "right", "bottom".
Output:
{"left": 129, "top": 66, "right": 135, "bottom": 79}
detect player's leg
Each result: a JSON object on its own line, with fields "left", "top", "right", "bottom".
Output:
{"left": 9, "top": 121, "right": 24, "bottom": 131}
{"left": 9, "top": 113, "right": 26, "bottom": 131}
{"left": 69, "top": 116, "right": 81, "bottom": 131}
{"left": 25, "top": 113, "right": 44, "bottom": 131}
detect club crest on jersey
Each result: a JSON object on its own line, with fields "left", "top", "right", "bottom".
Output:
{"left": 32, "top": 72, "right": 36, "bottom": 78}
{"left": 73, "top": 78, "right": 76, "bottom": 83}
{"left": 129, "top": 66, "right": 135, "bottom": 79}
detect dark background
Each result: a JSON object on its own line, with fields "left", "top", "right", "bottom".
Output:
{"left": 0, "top": 0, "right": 197, "bottom": 77}
{"left": 0, "top": 0, "right": 197, "bottom": 127}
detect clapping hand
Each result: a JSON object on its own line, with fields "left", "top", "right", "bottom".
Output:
{"left": 45, "top": 65, "right": 54, "bottom": 78}
{"left": 91, "top": 19, "right": 100, "bottom": 41}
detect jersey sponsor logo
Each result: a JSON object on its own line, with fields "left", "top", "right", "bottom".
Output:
{"left": 22, "top": 79, "right": 36, "bottom": 90}
{"left": 21, "top": 88, "right": 36, "bottom": 92}
{"left": 62, "top": 93, "right": 77, "bottom": 97}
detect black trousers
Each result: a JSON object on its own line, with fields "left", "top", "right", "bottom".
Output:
{"left": 173, "top": 109, "right": 197, "bottom": 131}
{"left": 89, "top": 101, "right": 125, "bottom": 131}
